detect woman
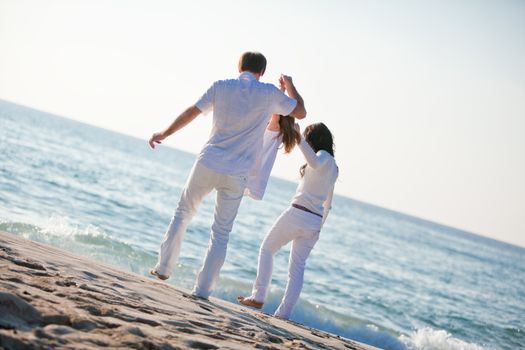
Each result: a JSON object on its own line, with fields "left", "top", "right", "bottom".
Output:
{"left": 244, "top": 114, "right": 300, "bottom": 200}
{"left": 238, "top": 122, "right": 338, "bottom": 320}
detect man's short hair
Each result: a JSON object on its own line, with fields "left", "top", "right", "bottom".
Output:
{"left": 238, "top": 52, "right": 267, "bottom": 75}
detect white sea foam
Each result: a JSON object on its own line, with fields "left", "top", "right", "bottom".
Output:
{"left": 344, "top": 324, "right": 408, "bottom": 350}
{"left": 39, "top": 214, "right": 105, "bottom": 239}
{"left": 400, "top": 327, "right": 488, "bottom": 350}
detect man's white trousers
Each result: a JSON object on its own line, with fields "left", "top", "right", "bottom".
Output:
{"left": 154, "top": 161, "right": 247, "bottom": 298}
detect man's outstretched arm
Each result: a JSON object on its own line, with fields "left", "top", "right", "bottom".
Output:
{"left": 149, "top": 106, "right": 202, "bottom": 149}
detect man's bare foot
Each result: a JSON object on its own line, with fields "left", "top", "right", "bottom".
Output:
{"left": 237, "top": 296, "right": 263, "bottom": 309}
{"left": 150, "top": 269, "right": 169, "bottom": 280}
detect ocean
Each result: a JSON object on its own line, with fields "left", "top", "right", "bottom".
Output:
{"left": 0, "top": 99, "right": 523, "bottom": 350}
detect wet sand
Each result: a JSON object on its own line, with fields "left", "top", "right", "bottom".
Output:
{"left": 0, "top": 231, "right": 378, "bottom": 350}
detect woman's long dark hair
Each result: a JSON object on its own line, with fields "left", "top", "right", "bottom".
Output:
{"left": 300, "top": 123, "right": 335, "bottom": 177}
{"left": 278, "top": 115, "right": 301, "bottom": 153}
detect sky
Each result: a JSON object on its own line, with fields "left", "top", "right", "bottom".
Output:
{"left": 1, "top": 0, "right": 524, "bottom": 248}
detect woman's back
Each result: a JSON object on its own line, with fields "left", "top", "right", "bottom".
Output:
{"left": 292, "top": 147, "right": 338, "bottom": 215}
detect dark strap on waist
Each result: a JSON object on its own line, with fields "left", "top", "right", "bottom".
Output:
{"left": 292, "top": 204, "right": 323, "bottom": 218}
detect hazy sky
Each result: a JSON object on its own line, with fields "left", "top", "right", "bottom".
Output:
{"left": 1, "top": 0, "right": 524, "bottom": 247}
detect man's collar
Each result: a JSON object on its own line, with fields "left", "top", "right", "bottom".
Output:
{"left": 239, "top": 71, "right": 257, "bottom": 81}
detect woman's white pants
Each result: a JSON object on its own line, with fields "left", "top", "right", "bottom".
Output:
{"left": 251, "top": 206, "right": 321, "bottom": 319}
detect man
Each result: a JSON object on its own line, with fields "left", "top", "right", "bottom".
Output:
{"left": 148, "top": 52, "right": 306, "bottom": 299}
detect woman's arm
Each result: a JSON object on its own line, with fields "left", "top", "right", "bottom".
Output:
{"left": 297, "top": 135, "right": 328, "bottom": 169}
{"left": 321, "top": 185, "right": 335, "bottom": 227}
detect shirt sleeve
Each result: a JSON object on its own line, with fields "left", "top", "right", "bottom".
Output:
{"left": 195, "top": 82, "right": 216, "bottom": 115}
{"left": 298, "top": 135, "right": 329, "bottom": 169}
{"left": 270, "top": 86, "right": 297, "bottom": 116}
{"left": 321, "top": 185, "right": 335, "bottom": 227}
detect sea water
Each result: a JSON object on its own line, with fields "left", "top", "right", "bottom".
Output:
{"left": 0, "top": 99, "right": 523, "bottom": 350}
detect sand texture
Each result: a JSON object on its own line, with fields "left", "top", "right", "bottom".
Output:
{"left": 0, "top": 231, "right": 378, "bottom": 350}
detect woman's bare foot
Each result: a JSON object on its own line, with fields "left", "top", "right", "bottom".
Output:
{"left": 150, "top": 269, "right": 169, "bottom": 280}
{"left": 237, "top": 296, "right": 263, "bottom": 309}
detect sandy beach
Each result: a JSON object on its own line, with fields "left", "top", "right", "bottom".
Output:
{"left": 0, "top": 231, "right": 377, "bottom": 350}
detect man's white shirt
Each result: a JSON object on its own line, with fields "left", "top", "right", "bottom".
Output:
{"left": 195, "top": 72, "right": 297, "bottom": 175}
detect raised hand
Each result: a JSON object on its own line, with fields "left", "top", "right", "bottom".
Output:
{"left": 280, "top": 74, "right": 294, "bottom": 92}
{"left": 278, "top": 76, "right": 286, "bottom": 92}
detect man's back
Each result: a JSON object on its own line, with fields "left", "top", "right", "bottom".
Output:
{"left": 149, "top": 52, "right": 306, "bottom": 298}
{"left": 195, "top": 72, "right": 297, "bottom": 176}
